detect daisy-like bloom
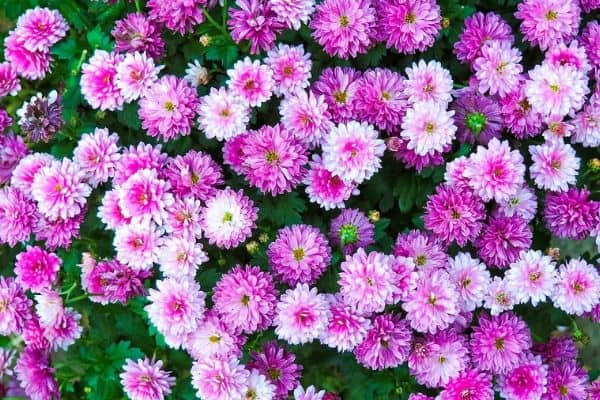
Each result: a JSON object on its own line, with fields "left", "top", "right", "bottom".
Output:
{"left": 0, "top": 187, "right": 37, "bottom": 247}
{"left": 198, "top": 87, "right": 249, "bottom": 141}
{"left": 240, "top": 125, "right": 308, "bottom": 195}
{"left": 4, "top": 32, "right": 51, "bottom": 80}
{"left": 581, "top": 21, "right": 600, "bottom": 69}
{"left": 354, "top": 68, "right": 407, "bottom": 133}
{"left": 118, "top": 168, "right": 173, "bottom": 225}
{"left": 98, "top": 189, "right": 131, "bottom": 230}
{"left": 552, "top": 258, "right": 600, "bottom": 315}
{"left": 115, "top": 52, "right": 161, "bottom": 102}
{"left": 497, "top": 355, "right": 548, "bottom": 400}
{"left": 474, "top": 41, "right": 523, "bottom": 97}
{"left": 401, "top": 101, "right": 456, "bottom": 156}
{"left": 311, "top": 67, "right": 360, "bottom": 123}
{"left": 280, "top": 90, "right": 332, "bottom": 148}
{"left": 80, "top": 50, "right": 124, "bottom": 111}
{"left": 463, "top": 138, "right": 526, "bottom": 203}
{"left": 393, "top": 229, "right": 447, "bottom": 271}
{"left": 483, "top": 277, "right": 515, "bottom": 315}
{"left": 213, "top": 265, "right": 278, "bottom": 334}
{"left": 31, "top": 158, "right": 91, "bottom": 221}
{"left": 185, "top": 314, "right": 240, "bottom": 360}
{"left": 403, "top": 270, "right": 459, "bottom": 334}
{"left": 470, "top": 312, "right": 532, "bottom": 374}
{"left": 530, "top": 140, "right": 579, "bottom": 192}
{"left": 310, "top": 0, "right": 375, "bottom": 59}
{"left": 294, "top": 385, "right": 325, "bottom": 400}
{"left": 320, "top": 295, "right": 371, "bottom": 352}
{"left": 0, "top": 277, "right": 32, "bottom": 335}
{"left": 184, "top": 60, "right": 209, "bottom": 87}
{"left": 500, "top": 82, "right": 544, "bottom": 139}
{"left": 244, "top": 370, "right": 276, "bottom": 400}
{"left": 452, "top": 89, "right": 503, "bottom": 145}
{"left": 571, "top": 102, "right": 600, "bottom": 148}
{"left": 191, "top": 357, "right": 249, "bottom": 400}
{"left": 275, "top": 284, "right": 330, "bottom": 345}
{"left": 544, "top": 188, "right": 600, "bottom": 239}
{"left": 34, "top": 212, "right": 85, "bottom": 250}
{"left": 438, "top": 370, "right": 494, "bottom": 400}
{"left": 228, "top": 0, "right": 284, "bottom": 54}
{"left": 114, "top": 143, "right": 168, "bottom": 186}
{"left": 505, "top": 250, "right": 557, "bottom": 306}
{"left": 15, "top": 246, "right": 60, "bottom": 292}
{"left": 44, "top": 307, "right": 82, "bottom": 351}
{"left": 265, "top": 44, "right": 312, "bottom": 97}
{"left": 247, "top": 341, "right": 303, "bottom": 399}
{"left": 545, "top": 40, "right": 591, "bottom": 73}
{"left": 158, "top": 237, "right": 207, "bottom": 280}
{"left": 113, "top": 222, "right": 163, "bottom": 270}
{"left": 354, "top": 313, "right": 412, "bottom": 370}
{"left": 139, "top": 75, "right": 199, "bottom": 141}
{"left": 497, "top": 185, "right": 538, "bottom": 222}
{"left": 34, "top": 289, "right": 64, "bottom": 328}
{"left": 329, "top": 208, "right": 374, "bottom": 255}
{"left": 14, "top": 347, "right": 59, "bottom": 400}
{"left": 227, "top": 58, "right": 274, "bottom": 107}
{"left": 338, "top": 249, "right": 396, "bottom": 315}
{"left": 322, "top": 121, "right": 385, "bottom": 184}
{"left": 112, "top": 12, "right": 165, "bottom": 60}
{"left": 147, "top": 0, "right": 204, "bottom": 35}
{"left": 376, "top": 0, "right": 441, "bottom": 54}
{"left": 543, "top": 361, "right": 588, "bottom": 400}
{"left": 424, "top": 184, "right": 485, "bottom": 246}
{"left": 0, "top": 62, "right": 21, "bottom": 98}
{"left": 453, "top": 12, "right": 513, "bottom": 64}
{"left": 164, "top": 150, "right": 223, "bottom": 201}
{"left": 304, "top": 154, "right": 357, "bottom": 210}
{"left": 541, "top": 115, "right": 575, "bottom": 142}
{"left": 271, "top": 0, "right": 314, "bottom": 30}
{"left": 14, "top": 7, "right": 68, "bottom": 51}
{"left": 414, "top": 330, "right": 469, "bottom": 388}
{"left": 145, "top": 278, "right": 205, "bottom": 348}
{"left": 515, "top": 0, "right": 580, "bottom": 51}
{"left": 448, "top": 253, "right": 490, "bottom": 312}
{"left": 164, "top": 196, "right": 203, "bottom": 240}
{"left": 120, "top": 358, "right": 175, "bottom": 400}
{"left": 0, "top": 132, "right": 28, "bottom": 184}
{"left": 476, "top": 214, "right": 532, "bottom": 268}
{"left": 200, "top": 188, "right": 258, "bottom": 249}
{"left": 73, "top": 128, "right": 120, "bottom": 187}
{"left": 16, "top": 90, "right": 64, "bottom": 143}
{"left": 404, "top": 60, "right": 453, "bottom": 106}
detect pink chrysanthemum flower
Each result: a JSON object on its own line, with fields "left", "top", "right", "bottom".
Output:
{"left": 354, "top": 68, "right": 407, "bottom": 133}
{"left": 448, "top": 252, "right": 490, "bottom": 312}
{"left": 31, "top": 158, "right": 91, "bottom": 221}
{"left": 545, "top": 40, "right": 591, "bottom": 73}
{"left": 114, "top": 143, "right": 167, "bottom": 186}
{"left": 402, "top": 270, "right": 459, "bottom": 333}
{"left": 112, "top": 12, "right": 165, "bottom": 60}
{"left": 15, "top": 246, "right": 60, "bottom": 292}
{"left": 505, "top": 250, "right": 557, "bottom": 306}
{"left": 581, "top": 21, "right": 600, "bottom": 69}
{"left": 120, "top": 358, "right": 175, "bottom": 400}
{"left": 139, "top": 75, "right": 199, "bottom": 141}
{"left": 476, "top": 214, "right": 532, "bottom": 268}
{"left": 354, "top": 313, "right": 412, "bottom": 370}
{"left": 497, "top": 185, "right": 538, "bottom": 222}
{"left": 543, "top": 360, "right": 589, "bottom": 400}
{"left": 571, "top": 102, "right": 600, "bottom": 148}
{"left": 500, "top": 82, "right": 544, "bottom": 139}
{"left": 529, "top": 139, "right": 579, "bottom": 192}
{"left": 271, "top": 0, "right": 314, "bottom": 30}
{"left": 44, "top": 306, "right": 82, "bottom": 351}
{"left": 113, "top": 222, "right": 163, "bottom": 270}
{"left": 4, "top": 32, "right": 51, "bottom": 80}
{"left": 322, "top": 121, "right": 385, "bottom": 184}
{"left": 265, "top": 44, "right": 312, "bottom": 97}
{"left": 413, "top": 330, "right": 469, "bottom": 388}
{"left": 14, "top": 347, "right": 59, "bottom": 400}
{"left": 164, "top": 150, "right": 223, "bottom": 201}
{"left": 474, "top": 41, "right": 523, "bottom": 97}
{"left": 118, "top": 168, "right": 173, "bottom": 225}
{"left": 320, "top": 295, "right": 371, "bottom": 352}
{"left": 470, "top": 312, "right": 532, "bottom": 374}
{"left": 200, "top": 188, "right": 258, "bottom": 249}
{"left": 439, "top": 370, "right": 494, "bottom": 400}
{"left": 451, "top": 88, "right": 506, "bottom": 144}
{"left": 544, "top": 187, "right": 599, "bottom": 240}
{"left": 580, "top": 0, "right": 600, "bottom": 12}
{"left": 228, "top": 0, "right": 284, "bottom": 54}
{"left": 14, "top": 7, "right": 68, "bottom": 51}
{"left": 390, "top": 256, "right": 418, "bottom": 303}
{"left": 463, "top": 138, "right": 526, "bottom": 203}
{"left": 0, "top": 62, "right": 21, "bottom": 98}
{"left": 0, "top": 187, "right": 37, "bottom": 247}
{"left": 34, "top": 212, "right": 84, "bottom": 250}
{"left": 227, "top": 58, "right": 274, "bottom": 107}
{"left": 497, "top": 355, "right": 548, "bottom": 400}
{"left": 147, "top": 0, "right": 204, "bottom": 35}
{"left": 164, "top": 196, "right": 203, "bottom": 240}
{"left": 376, "top": 0, "right": 441, "bottom": 54}
{"left": 532, "top": 336, "right": 578, "bottom": 365}
{"left": 98, "top": 189, "right": 131, "bottom": 230}
{"left": 552, "top": 258, "right": 600, "bottom": 315}
{"left": 268, "top": 224, "right": 331, "bottom": 286}
{"left": 393, "top": 229, "right": 447, "bottom": 271}
{"left": 311, "top": 67, "right": 361, "bottom": 123}
{"left": 304, "top": 154, "right": 357, "bottom": 210}
{"left": 185, "top": 314, "right": 239, "bottom": 360}
{"left": 515, "top": 0, "right": 580, "bottom": 51}
{"left": 294, "top": 385, "right": 325, "bottom": 400}
{"left": 198, "top": 87, "right": 249, "bottom": 141}
{"left": 392, "top": 138, "right": 450, "bottom": 174}
{"left": 191, "top": 357, "right": 249, "bottom": 400}
{"left": 483, "top": 277, "right": 515, "bottom": 315}
{"left": 244, "top": 370, "right": 276, "bottom": 400}
{"left": 401, "top": 101, "right": 456, "bottom": 156}
{"left": 158, "top": 236, "right": 207, "bottom": 280}
{"left": 115, "top": 52, "right": 161, "bottom": 102}
{"left": 213, "top": 265, "right": 278, "bottom": 334}
{"left": 453, "top": 12, "right": 513, "bottom": 64}
{"left": 404, "top": 60, "right": 453, "bottom": 106}
{"left": 280, "top": 90, "right": 332, "bottom": 148}
{"left": 0, "top": 277, "right": 32, "bottom": 335}
{"left": 247, "top": 341, "right": 303, "bottom": 399}
{"left": 542, "top": 115, "right": 574, "bottom": 142}
{"left": 80, "top": 50, "right": 124, "bottom": 111}
{"left": 0, "top": 131, "right": 28, "bottom": 185}
{"left": 73, "top": 128, "right": 120, "bottom": 187}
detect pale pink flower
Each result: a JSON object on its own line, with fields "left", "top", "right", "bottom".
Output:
{"left": 227, "top": 58, "right": 274, "bottom": 107}
{"left": 400, "top": 101, "right": 456, "bottom": 156}
{"left": 115, "top": 52, "right": 162, "bottom": 102}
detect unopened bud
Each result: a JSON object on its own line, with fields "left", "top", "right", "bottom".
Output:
{"left": 387, "top": 136, "right": 402, "bottom": 152}
{"left": 546, "top": 247, "right": 560, "bottom": 260}
{"left": 246, "top": 241, "right": 259, "bottom": 255}
{"left": 588, "top": 158, "right": 600, "bottom": 172}
{"left": 218, "top": 258, "right": 226, "bottom": 267}
{"left": 258, "top": 233, "right": 269, "bottom": 243}
{"left": 368, "top": 210, "right": 380, "bottom": 223}
{"left": 441, "top": 17, "right": 450, "bottom": 29}
{"left": 199, "top": 34, "right": 212, "bottom": 47}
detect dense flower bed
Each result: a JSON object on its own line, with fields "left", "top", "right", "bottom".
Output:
{"left": 0, "top": 0, "right": 599, "bottom": 399}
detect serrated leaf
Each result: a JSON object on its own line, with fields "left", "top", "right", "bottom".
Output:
{"left": 117, "top": 103, "right": 141, "bottom": 131}
{"left": 86, "top": 26, "right": 112, "bottom": 51}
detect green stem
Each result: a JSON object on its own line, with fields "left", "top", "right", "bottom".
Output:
{"left": 201, "top": 8, "right": 227, "bottom": 35}
{"left": 135, "top": 0, "right": 142, "bottom": 12}
{"left": 61, "top": 282, "right": 77, "bottom": 296}
{"left": 67, "top": 294, "right": 88, "bottom": 304}
{"left": 72, "top": 49, "right": 88, "bottom": 76}
{"left": 222, "top": 0, "right": 228, "bottom": 31}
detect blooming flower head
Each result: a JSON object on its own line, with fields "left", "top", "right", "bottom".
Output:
{"left": 227, "top": 58, "right": 274, "bottom": 107}
{"left": 571, "top": 101, "right": 600, "bottom": 148}
{"left": 552, "top": 258, "right": 600, "bottom": 315}
{"left": 280, "top": 90, "right": 332, "bottom": 148}
{"left": 401, "top": 101, "right": 456, "bottom": 156}
{"left": 581, "top": 21, "right": 600, "bottom": 69}
{"left": 191, "top": 357, "right": 249, "bottom": 400}
{"left": 16, "top": 90, "right": 64, "bottom": 143}
{"left": 543, "top": 360, "right": 589, "bottom": 400}
{"left": 310, "top": 0, "right": 376, "bottom": 59}
{"left": 413, "top": 330, "right": 469, "bottom": 388}
{"left": 532, "top": 335, "right": 578, "bottom": 365}
{"left": 147, "top": 0, "right": 204, "bottom": 35}
{"left": 113, "top": 222, "right": 163, "bottom": 270}
{"left": 545, "top": 40, "right": 591, "bottom": 73}
{"left": 448, "top": 252, "right": 490, "bottom": 312}
{"left": 157, "top": 236, "right": 207, "bottom": 280}
{"left": 0, "top": 277, "right": 32, "bottom": 335}
{"left": 228, "top": 0, "right": 284, "bottom": 54}
{"left": 393, "top": 229, "right": 447, "bottom": 271}
{"left": 139, "top": 75, "right": 199, "bottom": 141}
{"left": 115, "top": 52, "right": 161, "bottom": 102}
{"left": 311, "top": 67, "right": 361, "bottom": 123}
{"left": 439, "top": 370, "right": 494, "bottom": 400}
{"left": 14, "top": 7, "right": 68, "bottom": 52}
{"left": 112, "top": 12, "right": 165, "bottom": 59}
{"left": 329, "top": 208, "right": 374, "bottom": 255}
{"left": 354, "top": 313, "right": 412, "bottom": 370}
{"left": 544, "top": 188, "right": 599, "bottom": 239}
{"left": 244, "top": 370, "right": 276, "bottom": 400}
{"left": 530, "top": 140, "right": 579, "bottom": 192}
{"left": 474, "top": 41, "right": 523, "bottom": 97}
{"left": 476, "top": 214, "right": 532, "bottom": 268}
{"left": 497, "top": 355, "right": 548, "bottom": 400}
{"left": 452, "top": 89, "right": 503, "bottom": 145}
{"left": 500, "top": 82, "right": 544, "bottom": 139}
{"left": 247, "top": 341, "right": 303, "bottom": 399}
{"left": 114, "top": 143, "right": 167, "bottom": 186}
{"left": 294, "top": 385, "right": 325, "bottom": 400}
{"left": 81, "top": 50, "right": 124, "bottom": 111}
{"left": 98, "top": 189, "right": 131, "bottom": 230}
{"left": 198, "top": 87, "right": 249, "bottom": 141}
{"left": 320, "top": 295, "right": 371, "bottom": 352}
{"left": 164, "top": 196, "right": 203, "bottom": 240}
{"left": 271, "top": 0, "right": 315, "bottom": 30}
{"left": 505, "top": 250, "right": 557, "bottom": 307}
{"left": 120, "top": 358, "right": 175, "bottom": 400}
{"left": 265, "top": 44, "right": 312, "bottom": 97}
{"left": 304, "top": 154, "right": 357, "bottom": 210}
{"left": 185, "top": 314, "right": 239, "bottom": 360}
{"left": 15, "top": 246, "right": 61, "bottom": 292}
{"left": 454, "top": 12, "right": 513, "bottom": 64}
{"left": 4, "top": 32, "right": 51, "bottom": 80}
{"left": 0, "top": 62, "right": 21, "bottom": 98}
{"left": 34, "top": 212, "right": 84, "bottom": 251}
{"left": 483, "top": 277, "right": 515, "bottom": 315}
{"left": 73, "top": 128, "right": 121, "bottom": 187}
{"left": 497, "top": 185, "right": 538, "bottom": 222}
{"left": 404, "top": 60, "right": 453, "bottom": 106}
{"left": 164, "top": 150, "right": 223, "bottom": 201}
{"left": 184, "top": 59, "right": 209, "bottom": 87}
{"left": 0, "top": 186, "right": 37, "bottom": 247}
{"left": 0, "top": 131, "right": 27, "bottom": 185}
{"left": 14, "top": 347, "right": 59, "bottom": 400}
{"left": 118, "top": 168, "right": 173, "bottom": 226}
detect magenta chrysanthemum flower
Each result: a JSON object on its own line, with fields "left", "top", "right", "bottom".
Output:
{"left": 191, "top": 357, "right": 249, "bottom": 400}
{"left": 15, "top": 246, "right": 60, "bottom": 292}
{"left": 113, "top": 222, "right": 162, "bottom": 270}
{"left": 115, "top": 52, "right": 161, "bottom": 102}
{"left": 157, "top": 237, "right": 207, "bottom": 280}
{"left": 0, "top": 130, "right": 28, "bottom": 185}
{"left": 268, "top": 224, "right": 331, "bottom": 286}
{"left": 73, "top": 128, "right": 120, "bottom": 187}
{"left": 439, "top": 370, "right": 494, "bottom": 400}
{"left": 112, "top": 12, "right": 165, "bottom": 60}
{"left": 476, "top": 214, "right": 532, "bottom": 268}
{"left": 228, "top": 0, "right": 284, "bottom": 54}
{"left": 120, "top": 358, "right": 175, "bottom": 400}
{"left": 164, "top": 150, "right": 223, "bottom": 201}
{"left": 304, "top": 154, "right": 357, "bottom": 210}
{"left": 247, "top": 341, "right": 303, "bottom": 399}
{"left": 532, "top": 336, "right": 578, "bottom": 365}
{"left": 43, "top": 306, "right": 82, "bottom": 351}
{"left": 448, "top": 253, "right": 490, "bottom": 312}
{"left": 311, "top": 67, "right": 360, "bottom": 123}
{"left": 113, "top": 143, "right": 167, "bottom": 186}
{"left": 213, "top": 265, "right": 277, "bottom": 334}
{"left": 0, "top": 277, "right": 32, "bottom": 335}
{"left": 544, "top": 361, "right": 589, "bottom": 400}
{"left": 14, "top": 7, "right": 68, "bottom": 52}
{"left": 404, "top": 60, "right": 453, "bottom": 106}
{"left": 118, "top": 168, "right": 173, "bottom": 226}
{"left": 320, "top": 295, "right": 371, "bottom": 352}
{"left": 391, "top": 137, "right": 450, "bottom": 172}
{"left": 14, "top": 347, "right": 59, "bottom": 400}
{"left": 34, "top": 212, "right": 84, "bottom": 251}
{"left": 376, "top": 0, "right": 441, "bottom": 54}
{"left": 200, "top": 188, "right": 258, "bottom": 249}
{"left": 265, "top": 44, "right": 312, "bottom": 97}
{"left": 515, "top": 0, "right": 580, "bottom": 51}
{"left": 354, "top": 313, "right": 412, "bottom": 370}
{"left": 310, "top": 0, "right": 376, "bottom": 58}
{"left": 497, "top": 355, "right": 548, "bottom": 400}
{"left": 147, "top": 0, "right": 204, "bottom": 35}
{"left": 139, "top": 75, "right": 199, "bottom": 141}
{"left": 271, "top": 0, "right": 314, "bottom": 29}
{"left": 4, "top": 33, "right": 51, "bottom": 80}
{"left": 0, "top": 186, "right": 37, "bottom": 247}
{"left": 474, "top": 41, "right": 522, "bottom": 97}
{"left": 412, "top": 330, "right": 469, "bottom": 388}
{"left": 98, "top": 189, "right": 131, "bottom": 230}
{"left": 505, "top": 250, "right": 557, "bottom": 306}
{"left": 552, "top": 258, "right": 600, "bottom": 315}
{"left": 545, "top": 40, "right": 591, "bottom": 73}
{"left": 198, "top": 87, "right": 249, "bottom": 141}
{"left": 544, "top": 188, "right": 600, "bottom": 239}
{"left": 500, "top": 82, "right": 544, "bottom": 139}
{"left": 571, "top": 102, "right": 600, "bottom": 148}
{"left": 393, "top": 229, "right": 447, "bottom": 271}
{"left": 452, "top": 89, "right": 503, "bottom": 145}
{"left": 80, "top": 50, "right": 124, "bottom": 111}
{"left": 581, "top": 21, "right": 600, "bottom": 69}
{"left": 530, "top": 140, "right": 579, "bottom": 192}
{"left": 185, "top": 314, "right": 239, "bottom": 361}
{"left": 0, "top": 62, "right": 21, "bottom": 98}
{"left": 453, "top": 12, "right": 513, "bottom": 64}
{"left": 329, "top": 208, "right": 375, "bottom": 255}
{"left": 401, "top": 101, "right": 456, "bottom": 156}
{"left": 470, "top": 312, "right": 532, "bottom": 374}
{"left": 280, "top": 90, "right": 332, "bottom": 148}
{"left": 227, "top": 58, "right": 274, "bottom": 107}
{"left": 275, "top": 284, "right": 330, "bottom": 345}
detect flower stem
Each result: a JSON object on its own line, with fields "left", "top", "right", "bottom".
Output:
{"left": 222, "top": 0, "right": 228, "bottom": 31}
{"left": 135, "top": 0, "right": 142, "bottom": 12}
{"left": 67, "top": 294, "right": 88, "bottom": 304}
{"left": 202, "top": 8, "right": 228, "bottom": 36}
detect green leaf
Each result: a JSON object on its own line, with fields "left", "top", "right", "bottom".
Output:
{"left": 259, "top": 192, "right": 307, "bottom": 227}
{"left": 52, "top": 38, "right": 79, "bottom": 60}
{"left": 117, "top": 103, "right": 141, "bottom": 131}
{"left": 86, "top": 26, "right": 113, "bottom": 51}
